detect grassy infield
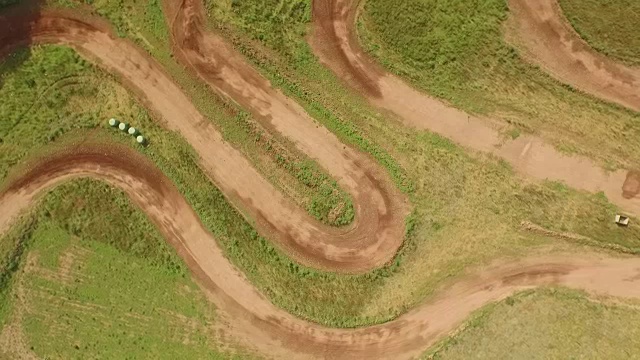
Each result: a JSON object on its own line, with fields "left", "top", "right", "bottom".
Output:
{"left": 359, "top": 0, "right": 640, "bottom": 171}
{"left": 424, "top": 288, "right": 640, "bottom": 359}
{"left": 0, "top": 47, "right": 252, "bottom": 358}
{"left": 559, "top": 0, "right": 640, "bottom": 67}
{"left": 356, "top": 0, "right": 640, "bottom": 357}
{"left": 0, "top": 0, "right": 639, "bottom": 358}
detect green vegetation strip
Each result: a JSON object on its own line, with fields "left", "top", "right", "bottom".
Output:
{"left": 559, "top": 0, "right": 640, "bottom": 66}
{"left": 358, "top": 0, "right": 640, "bottom": 169}
{"left": 40, "top": 0, "right": 354, "bottom": 227}
{"left": 47, "top": 2, "right": 640, "bottom": 327}
{"left": 0, "top": 180, "right": 250, "bottom": 359}
{"left": 4, "top": 3, "right": 640, "bottom": 332}
{"left": 0, "top": 213, "right": 34, "bottom": 328}
{"left": 423, "top": 288, "right": 640, "bottom": 359}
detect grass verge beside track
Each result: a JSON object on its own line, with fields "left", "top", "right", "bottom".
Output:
{"left": 0, "top": 180, "right": 251, "bottom": 359}
{"left": 358, "top": 0, "right": 640, "bottom": 170}
{"left": 559, "top": 0, "right": 640, "bottom": 67}
{"left": 422, "top": 287, "right": 640, "bottom": 359}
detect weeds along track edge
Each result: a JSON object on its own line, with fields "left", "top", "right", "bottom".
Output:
{"left": 309, "top": 0, "right": 640, "bottom": 217}
{"left": 0, "top": 6, "right": 410, "bottom": 274}
{"left": 3, "top": 4, "right": 640, "bottom": 360}
{"left": 506, "top": 0, "right": 640, "bottom": 113}
{"left": 4, "top": 146, "right": 640, "bottom": 360}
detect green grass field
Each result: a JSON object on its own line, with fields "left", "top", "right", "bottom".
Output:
{"left": 203, "top": 0, "right": 640, "bottom": 317}
{"left": 2, "top": 0, "right": 640, "bottom": 357}
{"left": 358, "top": 0, "right": 640, "bottom": 170}
{"left": 38, "top": 0, "right": 354, "bottom": 227}
{"left": 0, "top": 180, "right": 251, "bottom": 359}
{"left": 559, "top": 0, "right": 640, "bottom": 67}
{"left": 423, "top": 288, "right": 640, "bottom": 359}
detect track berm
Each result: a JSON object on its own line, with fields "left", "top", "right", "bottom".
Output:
{"left": 1, "top": 1, "right": 640, "bottom": 359}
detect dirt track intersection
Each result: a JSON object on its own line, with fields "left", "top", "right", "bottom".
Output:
{"left": 1, "top": 0, "right": 640, "bottom": 358}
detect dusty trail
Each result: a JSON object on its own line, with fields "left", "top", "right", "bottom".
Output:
{"left": 309, "top": 0, "right": 640, "bottom": 216}
{"left": 507, "top": 0, "right": 640, "bottom": 113}
{"left": 4, "top": 146, "right": 640, "bottom": 360}
{"left": 163, "top": 0, "right": 410, "bottom": 272}
{"left": 3, "top": 3, "right": 640, "bottom": 360}
{"left": 0, "top": 7, "right": 408, "bottom": 273}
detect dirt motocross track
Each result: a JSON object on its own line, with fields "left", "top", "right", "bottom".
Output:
{"left": 5, "top": 147, "right": 640, "bottom": 360}
{"left": 507, "top": 0, "right": 640, "bottom": 113}
{"left": 0, "top": 5, "right": 410, "bottom": 274}
{"left": 2, "top": 1, "right": 640, "bottom": 359}
{"left": 310, "top": 0, "right": 640, "bottom": 215}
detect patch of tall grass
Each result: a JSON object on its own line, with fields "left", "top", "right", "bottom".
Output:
{"left": 423, "top": 288, "right": 640, "bottom": 359}
{"left": 559, "top": 0, "right": 640, "bottom": 66}
{"left": 0, "top": 179, "right": 251, "bottom": 359}
{"left": 358, "top": 0, "right": 640, "bottom": 168}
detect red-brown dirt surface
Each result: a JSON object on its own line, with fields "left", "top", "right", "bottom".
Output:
{"left": 309, "top": 0, "right": 640, "bottom": 217}
{"left": 4, "top": 146, "right": 640, "bottom": 360}
{"left": 3, "top": 2, "right": 640, "bottom": 359}
{"left": 507, "top": 0, "right": 640, "bottom": 112}
{"left": 0, "top": 5, "right": 410, "bottom": 274}
{"left": 163, "top": 0, "right": 411, "bottom": 273}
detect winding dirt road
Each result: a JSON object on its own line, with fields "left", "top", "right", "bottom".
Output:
{"left": 2, "top": 1, "right": 640, "bottom": 359}
{"left": 310, "top": 0, "right": 640, "bottom": 215}
{"left": 507, "top": 0, "right": 640, "bottom": 112}
{"left": 0, "top": 6, "right": 409, "bottom": 274}
{"left": 4, "top": 147, "right": 640, "bottom": 360}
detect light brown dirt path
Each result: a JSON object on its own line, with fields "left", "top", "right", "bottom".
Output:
{"left": 3, "top": 4, "right": 640, "bottom": 360}
{"left": 309, "top": 0, "right": 640, "bottom": 218}
{"left": 163, "top": 0, "right": 410, "bottom": 272}
{"left": 4, "top": 146, "right": 640, "bottom": 360}
{"left": 0, "top": 7, "right": 408, "bottom": 273}
{"left": 507, "top": 0, "right": 640, "bottom": 113}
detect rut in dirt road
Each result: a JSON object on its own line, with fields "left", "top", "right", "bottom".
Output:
{"left": 4, "top": 147, "right": 640, "bottom": 360}
{"left": 163, "top": 0, "right": 411, "bottom": 273}
{"left": 309, "top": 0, "right": 640, "bottom": 217}
{"left": 3, "top": 3, "right": 640, "bottom": 360}
{"left": 0, "top": 6, "right": 409, "bottom": 273}
{"left": 507, "top": 0, "right": 640, "bottom": 113}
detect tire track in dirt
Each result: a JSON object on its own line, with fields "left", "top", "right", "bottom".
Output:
{"left": 3, "top": 146, "right": 640, "bottom": 360}
{"left": 309, "top": 0, "right": 640, "bottom": 217}
{"left": 162, "top": 0, "right": 411, "bottom": 273}
{"left": 2, "top": 3, "right": 640, "bottom": 360}
{"left": 0, "top": 7, "right": 408, "bottom": 273}
{"left": 506, "top": 0, "right": 640, "bottom": 113}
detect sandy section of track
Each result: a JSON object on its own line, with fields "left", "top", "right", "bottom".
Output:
{"left": 506, "top": 0, "right": 640, "bottom": 112}
{"left": 3, "top": 3, "right": 640, "bottom": 359}
{"left": 309, "top": 0, "right": 640, "bottom": 217}
{"left": 163, "top": 0, "right": 410, "bottom": 272}
{"left": 0, "top": 7, "right": 409, "bottom": 273}
{"left": 3, "top": 146, "right": 640, "bottom": 360}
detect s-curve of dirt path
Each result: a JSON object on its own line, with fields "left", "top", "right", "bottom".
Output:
{"left": 310, "top": 0, "right": 640, "bottom": 216}
{"left": 162, "top": 0, "right": 410, "bottom": 272}
{"left": 3, "top": 3, "right": 640, "bottom": 360}
{"left": 0, "top": 7, "right": 408, "bottom": 273}
{"left": 4, "top": 146, "right": 640, "bottom": 360}
{"left": 507, "top": 0, "right": 640, "bottom": 113}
